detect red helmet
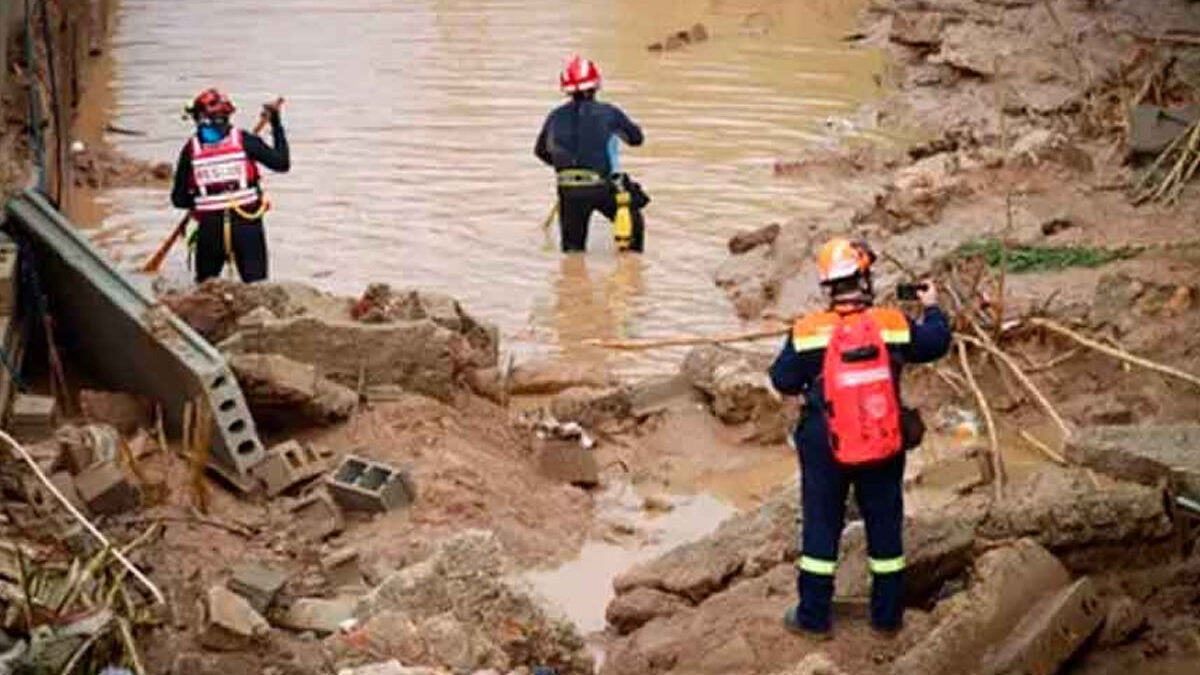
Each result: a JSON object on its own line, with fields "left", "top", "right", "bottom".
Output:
{"left": 188, "top": 88, "right": 236, "bottom": 120}
{"left": 560, "top": 55, "right": 601, "bottom": 94}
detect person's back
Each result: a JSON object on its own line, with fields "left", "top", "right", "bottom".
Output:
{"left": 534, "top": 55, "right": 649, "bottom": 254}
{"left": 769, "top": 238, "right": 951, "bottom": 639}
{"left": 537, "top": 98, "right": 642, "bottom": 176}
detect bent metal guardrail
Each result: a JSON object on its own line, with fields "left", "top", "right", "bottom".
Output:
{"left": 4, "top": 189, "right": 265, "bottom": 490}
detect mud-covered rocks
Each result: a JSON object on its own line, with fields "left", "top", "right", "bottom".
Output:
{"left": 605, "top": 588, "right": 691, "bottom": 636}
{"left": 347, "top": 531, "right": 592, "bottom": 675}
{"left": 229, "top": 353, "right": 357, "bottom": 428}
{"left": 680, "top": 346, "right": 788, "bottom": 443}
{"left": 1007, "top": 130, "right": 1093, "bottom": 173}
{"left": 507, "top": 361, "right": 616, "bottom": 396}
{"left": 728, "top": 224, "right": 781, "bottom": 255}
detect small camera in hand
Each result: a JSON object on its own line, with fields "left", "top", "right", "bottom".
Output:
{"left": 896, "top": 282, "right": 929, "bottom": 301}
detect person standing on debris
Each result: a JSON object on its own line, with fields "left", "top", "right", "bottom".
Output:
{"left": 769, "top": 238, "right": 951, "bottom": 639}
{"left": 535, "top": 55, "right": 650, "bottom": 253}
{"left": 170, "top": 88, "right": 289, "bottom": 283}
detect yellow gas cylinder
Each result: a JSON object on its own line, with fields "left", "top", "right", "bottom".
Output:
{"left": 613, "top": 190, "right": 633, "bottom": 251}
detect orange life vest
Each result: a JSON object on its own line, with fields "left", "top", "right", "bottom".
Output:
{"left": 792, "top": 308, "right": 911, "bottom": 466}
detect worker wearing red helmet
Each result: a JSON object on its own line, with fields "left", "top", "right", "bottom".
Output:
{"left": 769, "top": 238, "right": 951, "bottom": 639}
{"left": 170, "top": 88, "right": 290, "bottom": 283}
{"left": 535, "top": 56, "right": 649, "bottom": 253}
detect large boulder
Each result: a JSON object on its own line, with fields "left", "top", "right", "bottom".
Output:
{"left": 1065, "top": 425, "right": 1200, "bottom": 500}
{"left": 346, "top": 531, "right": 592, "bottom": 675}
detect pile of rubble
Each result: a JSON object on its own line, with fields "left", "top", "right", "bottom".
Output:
{"left": 0, "top": 281, "right": 601, "bottom": 675}
{"left": 600, "top": 452, "right": 1198, "bottom": 675}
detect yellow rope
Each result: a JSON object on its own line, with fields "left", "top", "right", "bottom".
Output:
{"left": 222, "top": 194, "right": 270, "bottom": 279}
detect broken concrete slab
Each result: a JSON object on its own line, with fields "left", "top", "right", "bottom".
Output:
{"left": 977, "top": 467, "right": 1174, "bottom": 560}
{"left": 836, "top": 513, "right": 978, "bottom": 605}
{"left": 201, "top": 586, "right": 270, "bottom": 651}
{"left": 276, "top": 596, "right": 357, "bottom": 635}
{"left": 229, "top": 353, "right": 357, "bottom": 428}
{"left": 78, "top": 389, "right": 151, "bottom": 434}
{"left": 221, "top": 287, "right": 498, "bottom": 403}
{"left": 327, "top": 455, "right": 415, "bottom": 513}
{"left": 1065, "top": 425, "right": 1200, "bottom": 500}
{"left": 290, "top": 491, "right": 345, "bottom": 542}
{"left": 534, "top": 438, "right": 600, "bottom": 488}
{"left": 977, "top": 577, "right": 1103, "bottom": 675}
{"left": 891, "top": 539, "right": 1070, "bottom": 675}
{"left": 1128, "top": 104, "right": 1200, "bottom": 156}
{"left": 626, "top": 374, "right": 695, "bottom": 416}
{"left": 228, "top": 563, "right": 290, "bottom": 614}
{"left": 72, "top": 461, "right": 138, "bottom": 516}
{"left": 252, "top": 440, "right": 328, "bottom": 497}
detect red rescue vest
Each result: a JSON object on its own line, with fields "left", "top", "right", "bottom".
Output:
{"left": 823, "top": 312, "right": 902, "bottom": 465}
{"left": 188, "top": 129, "right": 261, "bottom": 213}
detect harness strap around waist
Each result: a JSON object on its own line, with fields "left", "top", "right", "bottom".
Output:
{"left": 557, "top": 169, "right": 607, "bottom": 188}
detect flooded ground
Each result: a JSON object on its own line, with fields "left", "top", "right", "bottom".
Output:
{"left": 83, "top": 0, "right": 886, "bottom": 378}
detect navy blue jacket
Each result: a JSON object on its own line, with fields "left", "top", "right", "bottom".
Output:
{"left": 534, "top": 99, "right": 643, "bottom": 176}
{"left": 770, "top": 305, "right": 952, "bottom": 452}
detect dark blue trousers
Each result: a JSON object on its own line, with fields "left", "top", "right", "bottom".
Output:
{"left": 795, "top": 439, "right": 906, "bottom": 632}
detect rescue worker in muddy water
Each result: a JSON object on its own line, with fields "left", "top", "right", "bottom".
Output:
{"left": 769, "top": 238, "right": 951, "bottom": 639}
{"left": 535, "top": 55, "right": 650, "bottom": 253}
{"left": 170, "top": 88, "right": 289, "bottom": 283}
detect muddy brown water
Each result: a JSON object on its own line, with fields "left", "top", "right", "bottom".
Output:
{"left": 83, "top": 0, "right": 888, "bottom": 378}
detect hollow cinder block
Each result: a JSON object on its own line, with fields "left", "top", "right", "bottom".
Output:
{"left": 326, "top": 455, "right": 415, "bottom": 513}
{"left": 251, "top": 440, "right": 325, "bottom": 497}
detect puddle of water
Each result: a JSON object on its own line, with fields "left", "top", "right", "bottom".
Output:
{"left": 522, "top": 483, "right": 734, "bottom": 635}
{"left": 87, "top": 0, "right": 886, "bottom": 379}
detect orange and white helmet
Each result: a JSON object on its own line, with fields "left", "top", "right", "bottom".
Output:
{"left": 560, "top": 55, "right": 602, "bottom": 94}
{"left": 817, "top": 238, "right": 875, "bottom": 284}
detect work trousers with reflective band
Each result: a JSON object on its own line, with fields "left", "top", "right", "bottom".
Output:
{"left": 795, "top": 440, "right": 906, "bottom": 633}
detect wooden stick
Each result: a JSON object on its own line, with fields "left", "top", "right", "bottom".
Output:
{"left": 0, "top": 430, "right": 165, "bottom": 605}
{"left": 1030, "top": 317, "right": 1200, "bottom": 389}
{"left": 1020, "top": 429, "right": 1067, "bottom": 466}
{"left": 958, "top": 339, "right": 1004, "bottom": 499}
{"left": 1025, "top": 348, "right": 1081, "bottom": 373}
{"left": 959, "top": 332, "right": 1072, "bottom": 440}
{"left": 115, "top": 514, "right": 255, "bottom": 539}
{"left": 586, "top": 325, "right": 789, "bottom": 351}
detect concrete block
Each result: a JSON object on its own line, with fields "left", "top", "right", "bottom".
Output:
{"left": 200, "top": 586, "right": 269, "bottom": 651}
{"left": 326, "top": 455, "right": 415, "bottom": 513}
{"left": 251, "top": 440, "right": 326, "bottom": 497}
{"left": 72, "top": 461, "right": 138, "bottom": 516}
{"left": 535, "top": 438, "right": 599, "bottom": 487}
{"left": 290, "top": 491, "right": 344, "bottom": 542}
{"left": 321, "top": 547, "right": 363, "bottom": 589}
{"left": 10, "top": 394, "right": 56, "bottom": 439}
{"left": 227, "top": 563, "right": 290, "bottom": 614}
{"left": 979, "top": 577, "right": 1104, "bottom": 675}
{"left": 275, "top": 596, "right": 357, "bottom": 635}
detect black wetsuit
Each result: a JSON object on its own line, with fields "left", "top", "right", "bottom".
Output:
{"left": 171, "top": 111, "right": 290, "bottom": 283}
{"left": 535, "top": 97, "right": 647, "bottom": 253}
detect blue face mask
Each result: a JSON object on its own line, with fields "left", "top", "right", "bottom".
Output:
{"left": 198, "top": 123, "right": 226, "bottom": 144}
